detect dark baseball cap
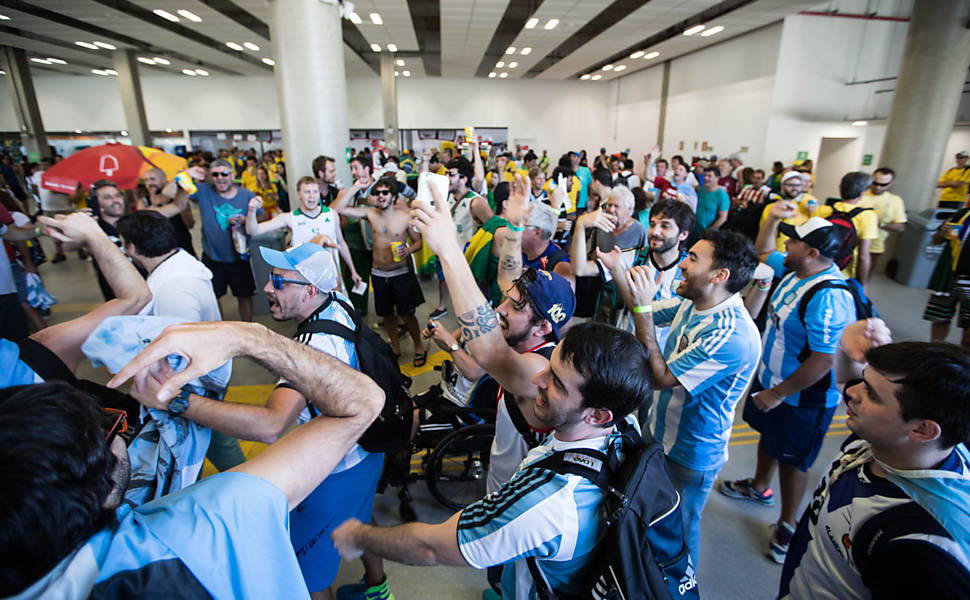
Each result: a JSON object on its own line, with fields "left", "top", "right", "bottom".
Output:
{"left": 778, "top": 217, "right": 843, "bottom": 259}
{"left": 523, "top": 269, "right": 575, "bottom": 340}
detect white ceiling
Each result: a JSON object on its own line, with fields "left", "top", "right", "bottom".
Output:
{"left": 0, "top": 0, "right": 910, "bottom": 82}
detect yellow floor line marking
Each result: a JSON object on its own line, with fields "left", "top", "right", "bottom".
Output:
{"left": 729, "top": 427, "right": 851, "bottom": 447}
{"left": 400, "top": 350, "right": 447, "bottom": 378}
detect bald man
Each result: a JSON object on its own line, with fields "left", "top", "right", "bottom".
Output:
{"left": 143, "top": 167, "right": 196, "bottom": 257}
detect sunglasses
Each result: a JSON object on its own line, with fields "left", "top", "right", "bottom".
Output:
{"left": 374, "top": 189, "right": 394, "bottom": 196}
{"left": 101, "top": 407, "right": 129, "bottom": 443}
{"left": 270, "top": 272, "right": 311, "bottom": 290}
{"left": 211, "top": 171, "right": 233, "bottom": 177}
{"left": 871, "top": 181, "right": 891, "bottom": 187}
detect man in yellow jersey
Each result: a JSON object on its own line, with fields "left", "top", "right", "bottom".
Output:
{"left": 762, "top": 171, "right": 821, "bottom": 252}
{"left": 937, "top": 150, "right": 970, "bottom": 210}
{"left": 860, "top": 167, "right": 906, "bottom": 281}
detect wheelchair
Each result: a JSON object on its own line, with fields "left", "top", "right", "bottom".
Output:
{"left": 378, "top": 360, "right": 499, "bottom": 521}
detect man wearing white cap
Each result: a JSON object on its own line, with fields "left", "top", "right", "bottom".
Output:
{"left": 720, "top": 202, "right": 857, "bottom": 565}
{"left": 760, "top": 171, "right": 821, "bottom": 252}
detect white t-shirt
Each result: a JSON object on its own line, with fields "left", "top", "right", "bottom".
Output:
{"left": 139, "top": 249, "right": 222, "bottom": 322}
{"left": 32, "top": 171, "right": 71, "bottom": 211}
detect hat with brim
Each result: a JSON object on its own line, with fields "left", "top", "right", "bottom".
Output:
{"left": 781, "top": 171, "right": 803, "bottom": 184}
{"left": 778, "top": 217, "right": 842, "bottom": 259}
{"left": 260, "top": 243, "right": 338, "bottom": 291}
{"left": 524, "top": 269, "right": 576, "bottom": 340}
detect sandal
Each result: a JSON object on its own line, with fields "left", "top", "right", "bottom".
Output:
{"left": 413, "top": 352, "right": 427, "bottom": 368}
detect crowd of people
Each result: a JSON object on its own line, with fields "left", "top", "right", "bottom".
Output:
{"left": 0, "top": 140, "right": 969, "bottom": 600}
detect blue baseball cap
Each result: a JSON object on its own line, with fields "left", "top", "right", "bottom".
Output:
{"left": 523, "top": 268, "right": 575, "bottom": 340}
{"left": 260, "top": 243, "right": 339, "bottom": 291}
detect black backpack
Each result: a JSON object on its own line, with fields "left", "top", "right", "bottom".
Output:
{"left": 527, "top": 420, "right": 698, "bottom": 600}
{"left": 724, "top": 200, "right": 769, "bottom": 242}
{"left": 824, "top": 203, "right": 872, "bottom": 271}
{"left": 297, "top": 293, "right": 413, "bottom": 454}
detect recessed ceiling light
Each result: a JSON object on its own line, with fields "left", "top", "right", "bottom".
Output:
{"left": 644, "top": 51, "right": 660, "bottom": 60}
{"left": 602, "top": 64, "right": 613, "bottom": 71}
{"left": 387, "top": 43, "right": 397, "bottom": 52}
{"left": 525, "top": 17, "right": 539, "bottom": 29}
{"left": 137, "top": 57, "right": 156, "bottom": 65}
{"left": 394, "top": 71, "right": 399, "bottom": 76}
{"left": 182, "top": 69, "right": 197, "bottom": 76}
{"left": 395, "top": 58, "right": 405, "bottom": 66}
{"left": 349, "top": 12, "right": 362, "bottom": 24}
{"left": 580, "top": 74, "right": 591, "bottom": 80}
{"left": 683, "top": 25, "right": 705, "bottom": 36}
{"left": 544, "top": 18, "right": 559, "bottom": 30}
{"left": 153, "top": 9, "right": 179, "bottom": 22}
{"left": 243, "top": 42, "right": 260, "bottom": 51}
{"left": 851, "top": 120, "right": 868, "bottom": 126}
{"left": 75, "top": 41, "right": 99, "bottom": 50}
{"left": 0, "top": 70, "right": 5, "bottom": 75}
{"left": 508, "top": 61, "right": 518, "bottom": 68}
{"left": 30, "top": 58, "right": 51, "bottom": 64}
{"left": 700, "top": 25, "right": 724, "bottom": 37}
{"left": 0, "top": 14, "right": 9, "bottom": 21}
{"left": 614, "top": 65, "right": 626, "bottom": 72}
{"left": 226, "top": 42, "right": 244, "bottom": 51}
{"left": 630, "top": 50, "right": 644, "bottom": 59}
{"left": 93, "top": 41, "right": 116, "bottom": 50}
{"left": 506, "top": 47, "right": 515, "bottom": 55}
{"left": 499, "top": 72, "right": 508, "bottom": 78}
{"left": 370, "top": 43, "right": 381, "bottom": 52}
{"left": 591, "top": 74, "right": 601, "bottom": 80}
{"left": 120, "top": 130, "right": 128, "bottom": 136}
{"left": 520, "top": 47, "right": 532, "bottom": 55}
{"left": 402, "top": 70, "right": 410, "bottom": 77}
{"left": 195, "top": 69, "right": 209, "bottom": 76}
{"left": 177, "top": 9, "right": 201, "bottom": 22}
{"left": 262, "top": 57, "right": 275, "bottom": 66}
{"left": 46, "top": 58, "right": 66, "bottom": 64}
{"left": 488, "top": 72, "right": 497, "bottom": 78}
{"left": 496, "top": 61, "right": 505, "bottom": 68}
{"left": 369, "top": 12, "right": 382, "bottom": 24}
{"left": 151, "top": 57, "right": 170, "bottom": 65}
{"left": 165, "top": 128, "right": 173, "bottom": 133}
{"left": 74, "top": 129, "right": 82, "bottom": 134}
{"left": 91, "top": 69, "right": 108, "bottom": 76}
{"left": 105, "top": 69, "right": 118, "bottom": 75}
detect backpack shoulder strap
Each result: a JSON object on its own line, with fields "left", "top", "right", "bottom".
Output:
{"left": 846, "top": 206, "right": 871, "bottom": 218}
{"left": 797, "top": 279, "right": 853, "bottom": 322}
{"left": 504, "top": 394, "right": 543, "bottom": 449}
{"left": 526, "top": 447, "right": 613, "bottom": 491}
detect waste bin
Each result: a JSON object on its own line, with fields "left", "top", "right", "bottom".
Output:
{"left": 249, "top": 228, "right": 288, "bottom": 315}
{"left": 893, "top": 208, "right": 951, "bottom": 288}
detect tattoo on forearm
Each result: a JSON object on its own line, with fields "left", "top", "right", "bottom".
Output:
{"left": 457, "top": 304, "right": 500, "bottom": 341}
{"left": 500, "top": 254, "right": 521, "bottom": 271}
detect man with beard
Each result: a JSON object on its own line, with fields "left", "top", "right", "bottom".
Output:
{"left": 185, "top": 160, "right": 258, "bottom": 321}
{"left": 141, "top": 167, "right": 195, "bottom": 257}
{"left": 331, "top": 185, "right": 654, "bottom": 600}
{"left": 607, "top": 228, "right": 762, "bottom": 564}
{"left": 333, "top": 177, "right": 424, "bottom": 363}
{"left": 312, "top": 155, "right": 341, "bottom": 207}
{"left": 762, "top": 171, "right": 821, "bottom": 252}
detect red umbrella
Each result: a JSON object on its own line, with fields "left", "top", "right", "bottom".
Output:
{"left": 41, "top": 143, "right": 152, "bottom": 193}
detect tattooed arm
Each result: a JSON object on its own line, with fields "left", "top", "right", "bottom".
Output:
{"left": 411, "top": 179, "right": 549, "bottom": 401}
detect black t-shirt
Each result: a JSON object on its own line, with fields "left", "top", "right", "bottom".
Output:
{"left": 92, "top": 218, "right": 146, "bottom": 301}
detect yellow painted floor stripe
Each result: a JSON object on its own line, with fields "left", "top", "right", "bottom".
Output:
{"left": 399, "top": 349, "right": 447, "bottom": 378}
{"left": 729, "top": 427, "right": 851, "bottom": 447}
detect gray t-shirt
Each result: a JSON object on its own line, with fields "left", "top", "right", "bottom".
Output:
{"left": 190, "top": 183, "right": 255, "bottom": 263}
{"left": 591, "top": 219, "right": 647, "bottom": 253}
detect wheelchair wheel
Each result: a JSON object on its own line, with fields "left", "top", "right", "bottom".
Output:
{"left": 426, "top": 423, "right": 494, "bottom": 511}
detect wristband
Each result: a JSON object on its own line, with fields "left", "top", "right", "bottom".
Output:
{"left": 757, "top": 281, "right": 772, "bottom": 292}
{"left": 632, "top": 304, "right": 653, "bottom": 314}
{"left": 507, "top": 223, "right": 525, "bottom": 232}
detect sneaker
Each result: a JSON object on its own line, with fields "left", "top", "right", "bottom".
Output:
{"left": 429, "top": 307, "right": 447, "bottom": 319}
{"left": 336, "top": 575, "right": 395, "bottom": 600}
{"left": 768, "top": 521, "right": 796, "bottom": 564}
{"left": 51, "top": 252, "right": 66, "bottom": 264}
{"left": 718, "top": 478, "right": 774, "bottom": 506}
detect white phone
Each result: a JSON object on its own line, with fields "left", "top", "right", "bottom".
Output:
{"left": 597, "top": 248, "right": 638, "bottom": 283}
{"left": 416, "top": 172, "right": 448, "bottom": 207}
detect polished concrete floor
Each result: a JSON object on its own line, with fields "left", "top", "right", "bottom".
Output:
{"left": 35, "top": 230, "right": 952, "bottom": 600}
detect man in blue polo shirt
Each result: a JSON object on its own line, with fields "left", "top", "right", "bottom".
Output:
{"left": 608, "top": 228, "right": 762, "bottom": 563}
{"left": 720, "top": 202, "right": 856, "bottom": 564}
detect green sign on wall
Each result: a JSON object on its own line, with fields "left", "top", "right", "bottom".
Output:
{"left": 862, "top": 154, "right": 873, "bottom": 166}
{"left": 796, "top": 151, "right": 809, "bottom": 161}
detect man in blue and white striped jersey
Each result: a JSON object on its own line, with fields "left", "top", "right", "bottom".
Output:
{"left": 720, "top": 202, "right": 857, "bottom": 565}
{"left": 607, "top": 228, "right": 763, "bottom": 563}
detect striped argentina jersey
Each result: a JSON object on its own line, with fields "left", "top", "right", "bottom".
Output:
{"left": 457, "top": 419, "right": 636, "bottom": 599}
{"left": 759, "top": 254, "right": 855, "bottom": 408}
{"left": 614, "top": 251, "right": 686, "bottom": 350}
{"left": 648, "top": 293, "right": 762, "bottom": 471}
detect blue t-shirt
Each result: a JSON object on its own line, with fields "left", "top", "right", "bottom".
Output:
{"left": 13, "top": 472, "right": 310, "bottom": 599}
{"left": 575, "top": 166, "right": 593, "bottom": 209}
{"left": 694, "top": 188, "right": 730, "bottom": 232}
{"left": 760, "top": 253, "right": 855, "bottom": 408}
{"left": 190, "top": 182, "right": 256, "bottom": 263}
{"left": 0, "top": 338, "right": 42, "bottom": 388}
{"left": 650, "top": 294, "right": 762, "bottom": 471}
{"left": 523, "top": 241, "right": 570, "bottom": 273}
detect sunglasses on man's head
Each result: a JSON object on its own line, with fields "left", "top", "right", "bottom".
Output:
{"left": 101, "top": 407, "right": 128, "bottom": 443}
{"left": 270, "top": 272, "right": 311, "bottom": 290}
{"left": 211, "top": 171, "right": 233, "bottom": 177}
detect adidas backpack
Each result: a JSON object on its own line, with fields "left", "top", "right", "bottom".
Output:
{"left": 824, "top": 202, "right": 873, "bottom": 271}
{"left": 527, "top": 419, "right": 699, "bottom": 600}
{"left": 298, "top": 293, "right": 413, "bottom": 454}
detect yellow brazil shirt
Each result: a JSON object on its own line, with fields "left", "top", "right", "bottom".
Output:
{"left": 938, "top": 167, "right": 970, "bottom": 208}
{"left": 817, "top": 201, "right": 879, "bottom": 278}
{"left": 542, "top": 175, "right": 580, "bottom": 214}
{"left": 861, "top": 190, "right": 907, "bottom": 254}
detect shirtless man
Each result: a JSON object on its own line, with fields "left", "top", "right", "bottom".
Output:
{"left": 333, "top": 177, "right": 425, "bottom": 364}
{"left": 245, "top": 176, "right": 362, "bottom": 292}
{"left": 142, "top": 167, "right": 196, "bottom": 257}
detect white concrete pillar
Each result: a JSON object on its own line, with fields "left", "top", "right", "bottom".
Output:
{"left": 267, "top": 0, "right": 351, "bottom": 185}
{"left": 380, "top": 51, "right": 399, "bottom": 155}
{"left": 0, "top": 46, "right": 50, "bottom": 161}
{"left": 113, "top": 50, "right": 152, "bottom": 148}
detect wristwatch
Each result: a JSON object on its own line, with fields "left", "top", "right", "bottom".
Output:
{"left": 448, "top": 343, "right": 460, "bottom": 354}
{"left": 168, "top": 387, "right": 192, "bottom": 415}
